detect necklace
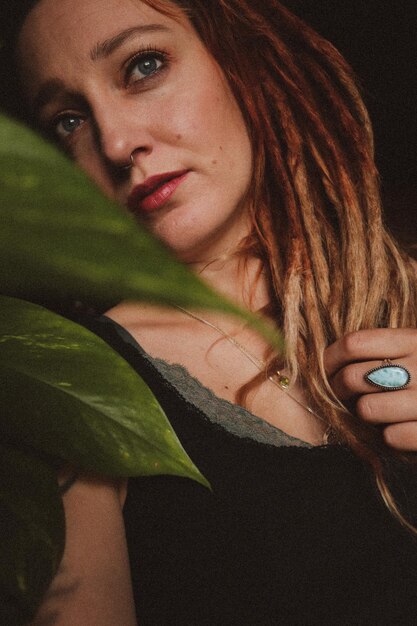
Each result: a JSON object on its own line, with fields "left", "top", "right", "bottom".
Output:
{"left": 174, "top": 305, "right": 325, "bottom": 427}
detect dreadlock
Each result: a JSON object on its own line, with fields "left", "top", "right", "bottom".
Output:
{"left": 143, "top": 0, "right": 417, "bottom": 531}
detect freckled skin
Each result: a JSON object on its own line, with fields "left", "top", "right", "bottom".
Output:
{"left": 18, "top": 0, "right": 254, "bottom": 263}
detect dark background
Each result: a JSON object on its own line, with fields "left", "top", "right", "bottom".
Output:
{"left": 287, "top": 0, "right": 416, "bottom": 248}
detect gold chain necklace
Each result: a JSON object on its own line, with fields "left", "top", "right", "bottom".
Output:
{"left": 174, "top": 305, "right": 325, "bottom": 426}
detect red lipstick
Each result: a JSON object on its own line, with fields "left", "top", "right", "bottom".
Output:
{"left": 127, "top": 170, "right": 189, "bottom": 214}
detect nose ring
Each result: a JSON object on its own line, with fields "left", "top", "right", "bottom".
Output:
{"left": 121, "top": 152, "right": 135, "bottom": 170}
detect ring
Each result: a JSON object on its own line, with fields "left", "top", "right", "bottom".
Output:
{"left": 120, "top": 153, "right": 135, "bottom": 171}
{"left": 364, "top": 359, "right": 411, "bottom": 391}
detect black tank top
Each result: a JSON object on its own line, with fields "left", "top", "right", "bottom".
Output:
{"left": 87, "top": 316, "right": 417, "bottom": 625}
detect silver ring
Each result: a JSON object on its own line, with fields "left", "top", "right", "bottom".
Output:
{"left": 121, "top": 153, "right": 135, "bottom": 170}
{"left": 364, "top": 359, "right": 411, "bottom": 391}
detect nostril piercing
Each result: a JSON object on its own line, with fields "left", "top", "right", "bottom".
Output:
{"left": 120, "top": 152, "right": 135, "bottom": 170}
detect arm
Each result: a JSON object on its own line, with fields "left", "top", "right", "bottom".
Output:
{"left": 30, "top": 474, "right": 136, "bottom": 626}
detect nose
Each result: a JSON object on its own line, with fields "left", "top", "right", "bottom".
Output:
{"left": 92, "top": 97, "right": 153, "bottom": 170}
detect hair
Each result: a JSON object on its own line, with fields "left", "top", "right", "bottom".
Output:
{"left": 3, "top": 0, "right": 417, "bottom": 528}
{"left": 138, "top": 0, "right": 417, "bottom": 530}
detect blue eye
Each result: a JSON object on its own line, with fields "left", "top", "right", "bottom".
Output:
{"left": 55, "top": 114, "right": 84, "bottom": 138}
{"left": 127, "top": 53, "right": 164, "bottom": 83}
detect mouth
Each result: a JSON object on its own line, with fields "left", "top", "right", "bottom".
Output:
{"left": 127, "top": 169, "right": 190, "bottom": 215}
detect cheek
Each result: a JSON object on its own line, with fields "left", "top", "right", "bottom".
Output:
{"left": 156, "top": 65, "right": 250, "bottom": 158}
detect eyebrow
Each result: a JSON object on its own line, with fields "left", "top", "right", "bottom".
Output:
{"left": 90, "top": 24, "right": 171, "bottom": 61}
{"left": 32, "top": 78, "right": 69, "bottom": 119}
{"left": 31, "top": 24, "right": 172, "bottom": 117}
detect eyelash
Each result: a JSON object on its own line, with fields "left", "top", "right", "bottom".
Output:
{"left": 49, "top": 113, "right": 85, "bottom": 148}
{"left": 124, "top": 44, "right": 170, "bottom": 87}
{"left": 49, "top": 45, "right": 170, "bottom": 143}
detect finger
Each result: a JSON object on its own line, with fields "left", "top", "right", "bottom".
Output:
{"left": 356, "top": 389, "right": 417, "bottom": 424}
{"left": 384, "top": 421, "right": 417, "bottom": 451}
{"left": 330, "top": 360, "right": 394, "bottom": 402}
{"left": 331, "top": 359, "right": 412, "bottom": 402}
{"left": 324, "top": 328, "right": 417, "bottom": 377}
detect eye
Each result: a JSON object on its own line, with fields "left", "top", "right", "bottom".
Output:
{"left": 126, "top": 50, "right": 166, "bottom": 85}
{"left": 54, "top": 114, "right": 85, "bottom": 139}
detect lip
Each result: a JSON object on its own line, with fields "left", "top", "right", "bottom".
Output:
{"left": 127, "top": 169, "right": 189, "bottom": 214}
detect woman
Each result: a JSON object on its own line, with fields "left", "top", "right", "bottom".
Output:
{"left": 5, "top": 0, "right": 417, "bottom": 623}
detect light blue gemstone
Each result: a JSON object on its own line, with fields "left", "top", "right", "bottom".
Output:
{"left": 366, "top": 365, "right": 410, "bottom": 389}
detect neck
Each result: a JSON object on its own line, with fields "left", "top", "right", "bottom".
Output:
{"left": 186, "top": 253, "right": 271, "bottom": 313}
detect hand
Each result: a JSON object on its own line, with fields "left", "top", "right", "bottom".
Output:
{"left": 324, "top": 329, "right": 417, "bottom": 451}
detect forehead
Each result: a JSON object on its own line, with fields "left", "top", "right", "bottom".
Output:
{"left": 17, "top": 0, "right": 186, "bottom": 92}
{"left": 19, "top": 0, "right": 181, "bottom": 39}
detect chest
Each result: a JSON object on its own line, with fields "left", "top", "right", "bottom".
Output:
{"left": 128, "top": 322, "right": 326, "bottom": 445}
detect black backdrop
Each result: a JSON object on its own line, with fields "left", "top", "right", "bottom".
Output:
{"left": 287, "top": 0, "right": 416, "bottom": 246}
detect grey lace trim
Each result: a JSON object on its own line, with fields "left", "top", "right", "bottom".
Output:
{"left": 145, "top": 352, "right": 312, "bottom": 449}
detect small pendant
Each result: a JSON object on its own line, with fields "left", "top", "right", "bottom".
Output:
{"left": 364, "top": 363, "right": 410, "bottom": 391}
{"left": 276, "top": 373, "right": 290, "bottom": 389}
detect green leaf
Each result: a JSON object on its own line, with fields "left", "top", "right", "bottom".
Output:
{"left": 0, "top": 296, "right": 209, "bottom": 487}
{"left": 0, "top": 112, "right": 282, "bottom": 350}
{"left": 0, "top": 443, "right": 65, "bottom": 625}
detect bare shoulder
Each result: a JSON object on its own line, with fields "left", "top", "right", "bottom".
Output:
{"left": 105, "top": 301, "right": 190, "bottom": 358}
{"left": 30, "top": 473, "right": 135, "bottom": 625}
{"left": 106, "top": 301, "right": 179, "bottom": 332}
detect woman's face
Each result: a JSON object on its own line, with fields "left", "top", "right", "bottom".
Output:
{"left": 17, "top": 0, "right": 253, "bottom": 262}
